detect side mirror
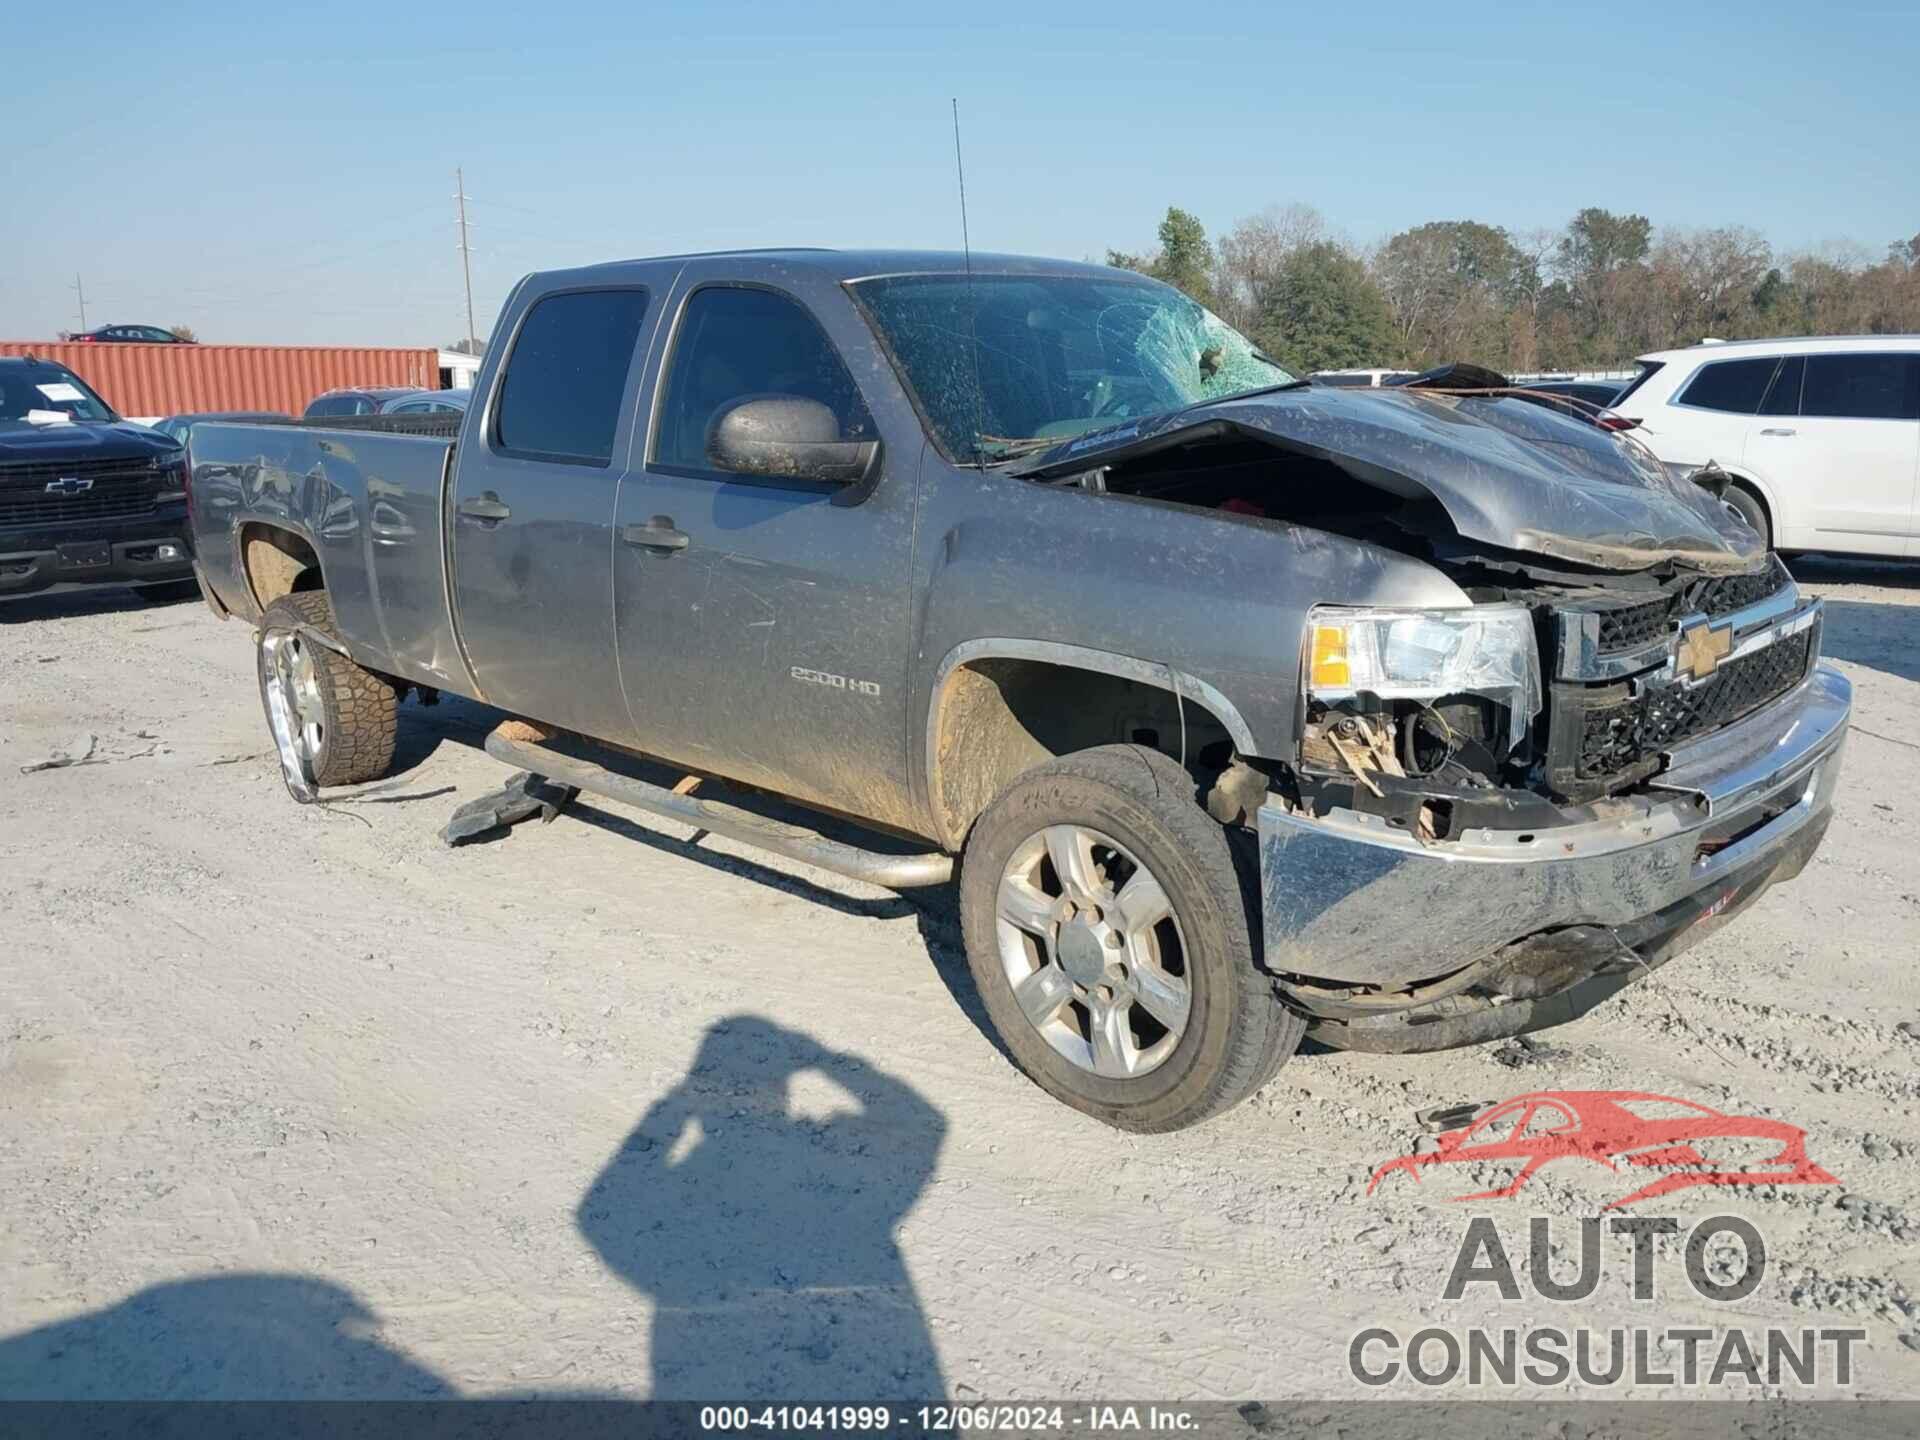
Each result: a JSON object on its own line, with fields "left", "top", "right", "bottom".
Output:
{"left": 706, "top": 395, "right": 880, "bottom": 487}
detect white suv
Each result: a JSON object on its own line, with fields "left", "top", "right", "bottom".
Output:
{"left": 1611, "top": 336, "right": 1920, "bottom": 558}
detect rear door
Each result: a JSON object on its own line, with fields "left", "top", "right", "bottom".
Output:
{"left": 1746, "top": 351, "right": 1920, "bottom": 556}
{"left": 448, "top": 281, "right": 660, "bottom": 738}
{"left": 609, "top": 266, "right": 923, "bottom": 830}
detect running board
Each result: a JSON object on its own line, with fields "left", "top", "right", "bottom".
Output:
{"left": 484, "top": 730, "right": 954, "bottom": 889}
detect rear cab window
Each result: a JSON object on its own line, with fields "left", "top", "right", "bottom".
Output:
{"left": 492, "top": 288, "right": 650, "bottom": 466}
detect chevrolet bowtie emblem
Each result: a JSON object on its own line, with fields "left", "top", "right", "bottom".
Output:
{"left": 46, "top": 476, "right": 94, "bottom": 496}
{"left": 1675, "top": 619, "right": 1733, "bottom": 682}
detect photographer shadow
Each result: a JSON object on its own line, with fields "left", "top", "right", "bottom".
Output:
{"left": 577, "top": 1015, "right": 949, "bottom": 1399}
{"left": 0, "top": 1018, "right": 949, "bottom": 1407}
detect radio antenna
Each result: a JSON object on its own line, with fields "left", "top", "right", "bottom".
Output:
{"left": 951, "top": 97, "right": 988, "bottom": 465}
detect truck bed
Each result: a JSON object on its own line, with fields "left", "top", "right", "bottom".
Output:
{"left": 188, "top": 420, "right": 469, "bottom": 693}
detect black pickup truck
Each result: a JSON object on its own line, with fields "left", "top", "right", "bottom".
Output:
{"left": 0, "top": 356, "right": 194, "bottom": 602}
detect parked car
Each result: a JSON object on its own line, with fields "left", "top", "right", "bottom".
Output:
{"left": 0, "top": 355, "right": 194, "bottom": 601}
{"left": 1503, "top": 378, "right": 1631, "bottom": 428}
{"left": 1518, "top": 378, "right": 1627, "bottom": 408}
{"left": 1608, "top": 336, "right": 1920, "bottom": 556}
{"left": 187, "top": 250, "right": 1847, "bottom": 1131}
{"left": 381, "top": 389, "right": 469, "bottom": 415}
{"left": 149, "top": 411, "right": 290, "bottom": 445}
{"left": 302, "top": 387, "right": 427, "bottom": 418}
{"left": 65, "top": 325, "right": 193, "bottom": 344}
{"left": 1310, "top": 368, "right": 1418, "bottom": 387}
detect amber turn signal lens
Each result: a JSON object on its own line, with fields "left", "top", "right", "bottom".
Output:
{"left": 1310, "top": 624, "right": 1350, "bottom": 688}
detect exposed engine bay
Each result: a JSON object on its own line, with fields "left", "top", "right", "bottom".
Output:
{"left": 1034, "top": 421, "right": 1810, "bottom": 831}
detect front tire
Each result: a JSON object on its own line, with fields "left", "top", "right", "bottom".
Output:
{"left": 255, "top": 591, "right": 397, "bottom": 796}
{"left": 1722, "top": 485, "right": 1772, "bottom": 549}
{"left": 959, "top": 745, "right": 1304, "bottom": 1132}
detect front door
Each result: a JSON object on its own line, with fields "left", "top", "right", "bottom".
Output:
{"left": 449, "top": 284, "right": 656, "bottom": 739}
{"left": 611, "top": 277, "right": 922, "bottom": 831}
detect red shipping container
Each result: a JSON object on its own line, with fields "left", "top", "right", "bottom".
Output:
{"left": 0, "top": 341, "right": 441, "bottom": 419}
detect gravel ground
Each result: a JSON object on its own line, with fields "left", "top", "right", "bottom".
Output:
{"left": 2, "top": 557, "right": 1917, "bottom": 1403}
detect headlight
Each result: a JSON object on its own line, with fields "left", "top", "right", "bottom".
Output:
{"left": 1305, "top": 604, "right": 1542, "bottom": 746}
{"left": 154, "top": 452, "right": 188, "bottom": 501}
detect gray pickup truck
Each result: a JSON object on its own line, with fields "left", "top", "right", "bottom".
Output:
{"left": 187, "top": 249, "right": 1850, "bottom": 1131}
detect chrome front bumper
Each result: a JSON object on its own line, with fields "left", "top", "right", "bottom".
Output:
{"left": 1257, "top": 663, "right": 1851, "bottom": 988}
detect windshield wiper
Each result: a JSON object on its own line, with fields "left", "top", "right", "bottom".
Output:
{"left": 972, "top": 434, "right": 1076, "bottom": 465}
{"left": 1151, "top": 377, "right": 1310, "bottom": 430}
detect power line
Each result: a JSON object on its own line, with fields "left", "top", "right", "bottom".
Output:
{"left": 71, "top": 273, "right": 87, "bottom": 331}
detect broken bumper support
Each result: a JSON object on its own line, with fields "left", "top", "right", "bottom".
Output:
{"left": 1256, "top": 663, "right": 1851, "bottom": 1003}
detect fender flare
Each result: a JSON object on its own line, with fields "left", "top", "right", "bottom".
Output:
{"left": 921, "top": 637, "right": 1259, "bottom": 849}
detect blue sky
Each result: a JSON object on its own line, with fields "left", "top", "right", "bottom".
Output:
{"left": 4, "top": 1, "right": 1915, "bottom": 346}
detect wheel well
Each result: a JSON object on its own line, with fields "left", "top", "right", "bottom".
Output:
{"left": 241, "top": 525, "right": 321, "bottom": 610}
{"left": 1728, "top": 476, "right": 1772, "bottom": 523}
{"left": 928, "top": 658, "right": 1237, "bottom": 846}
{"left": 1716, "top": 472, "right": 1773, "bottom": 530}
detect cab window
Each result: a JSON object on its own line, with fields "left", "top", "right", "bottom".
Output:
{"left": 493, "top": 288, "right": 650, "bottom": 466}
{"left": 653, "top": 286, "right": 872, "bottom": 475}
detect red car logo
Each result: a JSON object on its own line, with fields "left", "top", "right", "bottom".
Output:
{"left": 1368, "top": 1090, "right": 1838, "bottom": 1210}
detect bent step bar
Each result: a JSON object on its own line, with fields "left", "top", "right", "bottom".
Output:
{"left": 484, "top": 728, "right": 954, "bottom": 889}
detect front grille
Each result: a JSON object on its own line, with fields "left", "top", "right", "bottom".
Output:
{"left": 0, "top": 458, "right": 163, "bottom": 529}
{"left": 1688, "top": 559, "right": 1788, "bottom": 620}
{"left": 1588, "top": 556, "right": 1791, "bottom": 658}
{"left": 1595, "top": 597, "right": 1670, "bottom": 654}
{"left": 1545, "top": 626, "right": 1814, "bottom": 799}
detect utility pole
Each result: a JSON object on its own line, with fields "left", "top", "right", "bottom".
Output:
{"left": 454, "top": 168, "right": 477, "bottom": 352}
{"left": 71, "top": 273, "right": 88, "bottom": 332}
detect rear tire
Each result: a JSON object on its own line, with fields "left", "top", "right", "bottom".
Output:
{"left": 1722, "top": 485, "right": 1771, "bottom": 549}
{"left": 959, "top": 744, "right": 1304, "bottom": 1132}
{"left": 255, "top": 591, "right": 397, "bottom": 792}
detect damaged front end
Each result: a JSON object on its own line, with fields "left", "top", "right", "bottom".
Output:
{"left": 1014, "top": 377, "right": 1849, "bottom": 1050}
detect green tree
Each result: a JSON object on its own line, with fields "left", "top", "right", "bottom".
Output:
{"left": 1373, "top": 220, "right": 1533, "bottom": 366}
{"left": 1252, "top": 242, "right": 1397, "bottom": 374}
{"left": 1557, "top": 207, "right": 1653, "bottom": 287}
{"left": 1108, "top": 205, "right": 1217, "bottom": 309}
{"left": 1152, "top": 207, "right": 1215, "bottom": 307}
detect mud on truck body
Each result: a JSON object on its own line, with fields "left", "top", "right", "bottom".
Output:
{"left": 185, "top": 250, "right": 1849, "bottom": 1131}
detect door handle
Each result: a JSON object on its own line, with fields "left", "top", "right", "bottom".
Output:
{"left": 457, "top": 493, "right": 512, "bottom": 522}
{"left": 1758, "top": 428, "right": 1796, "bottom": 437}
{"left": 622, "top": 516, "right": 690, "bottom": 552}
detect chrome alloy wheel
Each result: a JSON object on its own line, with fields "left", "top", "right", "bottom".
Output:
{"left": 258, "top": 628, "right": 322, "bottom": 801}
{"left": 994, "top": 824, "right": 1191, "bottom": 1078}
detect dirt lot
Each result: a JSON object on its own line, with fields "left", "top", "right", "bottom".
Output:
{"left": 2, "top": 557, "right": 1917, "bottom": 1402}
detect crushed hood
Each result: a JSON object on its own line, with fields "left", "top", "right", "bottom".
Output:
{"left": 1010, "top": 384, "right": 1765, "bottom": 575}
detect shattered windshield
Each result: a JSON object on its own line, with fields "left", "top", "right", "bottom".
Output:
{"left": 851, "top": 273, "right": 1292, "bottom": 463}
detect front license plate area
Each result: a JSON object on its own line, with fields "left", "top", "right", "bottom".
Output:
{"left": 57, "top": 541, "right": 112, "bottom": 569}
